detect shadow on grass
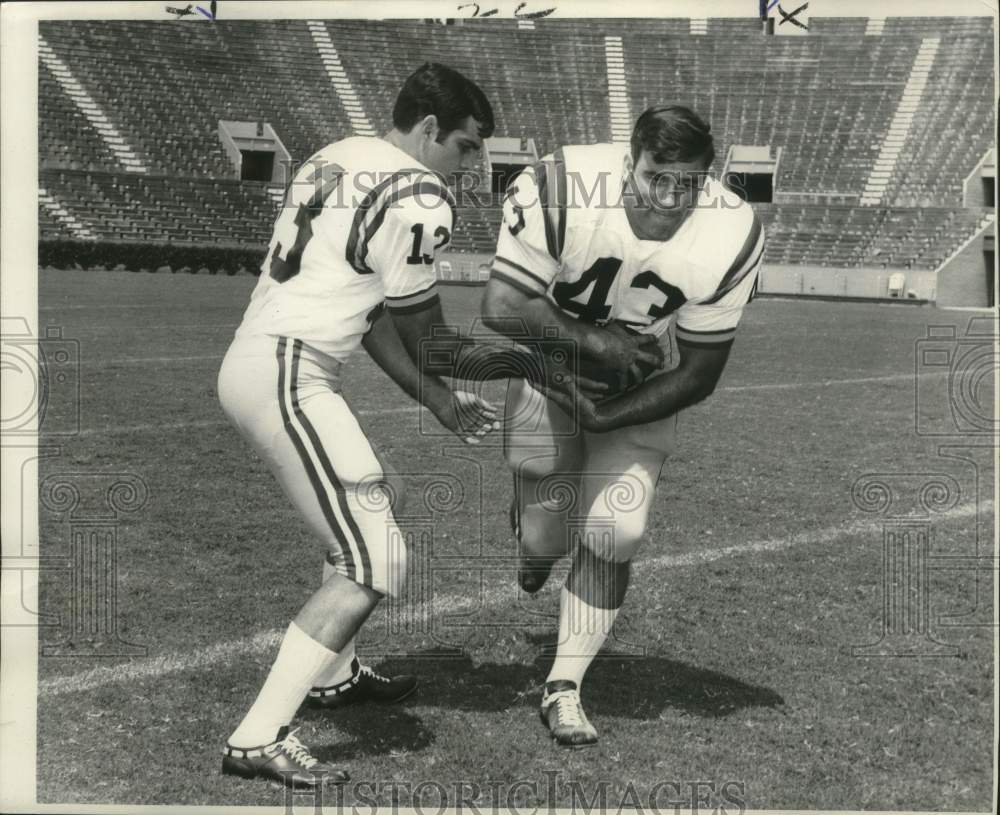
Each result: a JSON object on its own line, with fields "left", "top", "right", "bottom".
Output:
{"left": 301, "top": 649, "right": 784, "bottom": 758}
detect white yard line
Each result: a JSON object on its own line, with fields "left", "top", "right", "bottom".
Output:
{"left": 74, "top": 407, "right": 423, "bottom": 437}
{"left": 37, "top": 500, "right": 990, "bottom": 697}
{"left": 39, "top": 304, "right": 186, "bottom": 311}
{"left": 82, "top": 354, "right": 224, "bottom": 367}
{"left": 725, "top": 370, "right": 949, "bottom": 392}
{"left": 76, "top": 419, "right": 230, "bottom": 437}
{"left": 69, "top": 370, "right": 952, "bottom": 436}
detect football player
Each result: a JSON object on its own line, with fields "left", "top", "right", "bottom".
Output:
{"left": 217, "top": 64, "right": 537, "bottom": 788}
{"left": 481, "top": 105, "right": 764, "bottom": 747}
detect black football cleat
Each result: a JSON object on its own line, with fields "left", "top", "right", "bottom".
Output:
{"left": 221, "top": 726, "right": 349, "bottom": 788}
{"left": 539, "top": 680, "right": 598, "bottom": 748}
{"left": 306, "top": 658, "right": 417, "bottom": 709}
{"left": 518, "top": 555, "right": 558, "bottom": 595}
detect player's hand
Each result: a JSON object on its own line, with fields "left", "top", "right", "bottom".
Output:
{"left": 430, "top": 390, "right": 500, "bottom": 445}
{"left": 541, "top": 375, "right": 612, "bottom": 433}
{"left": 530, "top": 358, "right": 611, "bottom": 401}
{"left": 592, "top": 329, "right": 665, "bottom": 383}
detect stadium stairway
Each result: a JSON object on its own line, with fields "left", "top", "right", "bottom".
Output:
{"left": 36, "top": 17, "right": 995, "bottom": 289}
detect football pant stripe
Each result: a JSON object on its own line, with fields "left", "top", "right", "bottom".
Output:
{"left": 502, "top": 378, "right": 521, "bottom": 543}
{"left": 288, "top": 339, "right": 373, "bottom": 587}
{"left": 275, "top": 337, "right": 358, "bottom": 581}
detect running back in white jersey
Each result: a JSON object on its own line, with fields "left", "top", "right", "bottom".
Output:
{"left": 491, "top": 143, "right": 764, "bottom": 351}
{"left": 236, "top": 136, "right": 455, "bottom": 361}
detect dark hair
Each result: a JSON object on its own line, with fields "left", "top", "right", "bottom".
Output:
{"left": 393, "top": 62, "right": 495, "bottom": 140}
{"left": 630, "top": 105, "right": 715, "bottom": 167}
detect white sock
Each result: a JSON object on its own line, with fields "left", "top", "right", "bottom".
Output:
{"left": 312, "top": 637, "right": 356, "bottom": 688}
{"left": 546, "top": 588, "right": 619, "bottom": 690}
{"left": 228, "top": 622, "right": 338, "bottom": 748}
{"left": 311, "top": 560, "right": 358, "bottom": 688}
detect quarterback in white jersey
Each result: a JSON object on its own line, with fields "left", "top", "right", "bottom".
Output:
{"left": 217, "top": 64, "right": 513, "bottom": 788}
{"left": 236, "top": 136, "right": 457, "bottom": 361}
{"left": 481, "top": 106, "right": 764, "bottom": 747}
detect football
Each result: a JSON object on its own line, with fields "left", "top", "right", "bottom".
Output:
{"left": 578, "top": 321, "right": 663, "bottom": 396}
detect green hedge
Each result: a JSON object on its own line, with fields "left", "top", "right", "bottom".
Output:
{"left": 39, "top": 239, "right": 268, "bottom": 275}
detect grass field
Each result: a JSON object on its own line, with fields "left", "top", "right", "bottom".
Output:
{"left": 35, "top": 268, "right": 995, "bottom": 810}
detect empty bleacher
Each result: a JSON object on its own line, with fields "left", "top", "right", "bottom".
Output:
{"left": 327, "top": 20, "right": 613, "bottom": 156}
{"left": 41, "top": 169, "right": 277, "bottom": 245}
{"left": 37, "top": 17, "right": 995, "bottom": 283}
{"left": 884, "top": 31, "right": 995, "bottom": 205}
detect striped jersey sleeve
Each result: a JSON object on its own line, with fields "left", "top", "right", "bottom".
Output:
{"left": 351, "top": 172, "right": 455, "bottom": 313}
{"left": 490, "top": 154, "right": 567, "bottom": 296}
{"left": 674, "top": 210, "right": 764, "bottom": 348}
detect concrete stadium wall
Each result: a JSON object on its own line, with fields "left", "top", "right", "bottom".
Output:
{"left": 440, "top": 254, "right": 955, "bottom": 304}
{"left": 758, "top": 264, "right": 937, "bottom": 301}
{"left": 935, "top": 229, "right": 995, "bottom": 308}
{"left": 437, "top": 252, "right": 493, "bottom": 283}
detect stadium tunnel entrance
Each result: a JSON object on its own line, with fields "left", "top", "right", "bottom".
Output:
{"left": 485, "top": 136, "right": 538, "bottom": 195}
{"left": 724, "top": 145, "right": 776, "bottom": 203}
{"left": 218, "top": 120, "right": 291, "bottom": 184}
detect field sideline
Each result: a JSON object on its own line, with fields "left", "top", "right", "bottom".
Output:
{"left": 35, "top": 269, "right": 995, "bottom": 809}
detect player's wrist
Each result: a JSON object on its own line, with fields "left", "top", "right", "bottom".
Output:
{"left": 420, "top": 376, "right": 454, "bottom": 415}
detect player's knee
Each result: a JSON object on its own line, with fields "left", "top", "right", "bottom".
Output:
{"left": 357, "top": 464, "right": 407, "bottom": 517}
{"left": 579, "top": 516, "right": 647, "bottom": 563}
{"left": 505, "top": 440, "right": 583, "bottom": 482}
{"left": 369, "top": 528, "right": 408, "bottom": 598}
{"left": 516, "top": 509, "right": 568, "bottom": 556}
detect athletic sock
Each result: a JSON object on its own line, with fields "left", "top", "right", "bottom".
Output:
{"left": 545, "top": 587, "right": 619, "bottom": 690}
{"left": 227, "top": 621, "right": 338, "bottom": 748}
{"left": 312, "top": 637, "right": 357, "bottom": 688}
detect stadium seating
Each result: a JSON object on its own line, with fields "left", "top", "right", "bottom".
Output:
{"left": 325, "top": 20, "right": 613, "bottom": 155}
{"left": 622, "top": 33, "right": 923, "bottom": 195}
{"left": 884, "top": 32, "right": 995, "bottom": 205}
{"left": 759, "top": 205, "right": 993, "bottom": 269}
{"left": 37, "top": 17, "right": 995, "bottom": 279}
{"left": 40, "top": 169, "right": 277, "bottom": 245}
{"left": 39, "top": 66, "right": 120, "bottom": 173}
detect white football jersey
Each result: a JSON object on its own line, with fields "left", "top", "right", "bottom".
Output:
{"left": 491, "top": 143, "right": 763, "bottom": 349}
{"left": 235, "top": 136, "right": 454, "bottom": 361}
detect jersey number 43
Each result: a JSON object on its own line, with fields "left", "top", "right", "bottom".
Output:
{"left": 552, "top": 257, "right": 687, "bottom": 323}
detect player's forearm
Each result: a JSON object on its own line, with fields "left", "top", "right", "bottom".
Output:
{"left": 481, "top": 287, "right": 610, "bottom": 360}
{"left": 362, "top": 312, "right": 452, "bottom": 409}
{"left": 419, "top": 337, "right": 532, "bottom": 380}
{"left": 595, "top": 368, "right": 715, "bottom": 431}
